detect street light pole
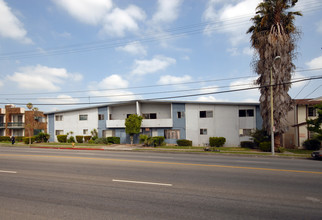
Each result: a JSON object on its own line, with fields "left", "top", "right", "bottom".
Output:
{"left": 270, "top": 56, "right": 281, "bottom": 156}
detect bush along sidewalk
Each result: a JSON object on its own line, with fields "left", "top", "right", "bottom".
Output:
{"left": 204, "top": 137, "right": 226, "bottom": 151}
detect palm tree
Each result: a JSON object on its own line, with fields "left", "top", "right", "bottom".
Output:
{"left": 247, "top": 0, "right": 302, "bottom": 147}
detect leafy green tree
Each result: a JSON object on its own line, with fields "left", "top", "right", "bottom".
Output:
{"left": 307, "top": 103, "right": 322, "bottom": 141}
{"left": 125, "top": 114, "right": 143, "bottom": 145}
{"left": 247, "top": 0, "right": 302, "bottom": 147}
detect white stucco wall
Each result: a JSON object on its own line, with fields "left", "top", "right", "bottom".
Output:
{"left": 140, "top": 103, "right": 171, "bottom": 119}
{"left": 109, "top": 105, "right": 136, "bottom": 120}
{"left": 54, "top": 108, "right": 98, "bottom": 142}
{"left": 186, "top": 104, "right": 256, "bottom": 147}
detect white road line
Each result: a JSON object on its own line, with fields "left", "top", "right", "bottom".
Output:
{"left": 113, "top": 179, "right": 172, "bottom": 186}
{"left": 0, "top": 170, "right": 17, "bottom": 174}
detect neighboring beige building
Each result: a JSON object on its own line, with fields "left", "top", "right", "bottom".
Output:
{"left": 283, "top": 97, "right": 321, "bottom": 148}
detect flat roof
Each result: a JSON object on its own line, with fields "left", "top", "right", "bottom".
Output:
{"left": 44, "top": 99, "right": 260, "bottom": 115}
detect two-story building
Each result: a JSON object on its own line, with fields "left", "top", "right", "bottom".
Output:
{"left": 282, "top": 97, "right": 322, "bottom": 148}
{"left": 46, "top": 100, "right": 262, "bottom": 147}
{"left": 0, "top": 104, "right": 47, "bottom": 137}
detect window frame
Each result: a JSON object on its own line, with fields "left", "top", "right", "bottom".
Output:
{"left": 308, "top": 107, "right": 316, "bottom": 117}
{"left": 239, "top": 109, "right": 254, "bottom": 117}
{"left": 164, "top": 129, "right": 180, "bottom": 139}
{"left": 55, "top": 115, "right": 63, "bottom": 121}
{"left": 55, "top": 130, "right": 64, "bottom": 135}
{"left": 98, "top": 114, "right": 104, "bottom": 120}
{"left": 200, "top": 128, "right": 207, "bottom": 135}
{"left": 200, "top": 110, "right": 213, "bottom": 118}
{"left": 79, "top": 114, "right": 88, "bottom": 121}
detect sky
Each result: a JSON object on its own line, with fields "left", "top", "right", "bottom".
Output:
{"left": 0, "top": 0, "right": 321, "bottom": 112}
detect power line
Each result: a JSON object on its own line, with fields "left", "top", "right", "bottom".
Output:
{"left": 3, "top": 75, "right": 322, "bottom": 101}
{"left": 0, "top": 1, "right": 320, "bottom": 60}
{"left": 1, "top": 68, "right": 321, "bottom": 97}
{"left": 1, "top": 75, "right": 321, "bottom": 106}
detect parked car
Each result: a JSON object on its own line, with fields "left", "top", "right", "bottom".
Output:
{"left": 311, "top": 150, "right": 322, "bottom": 159}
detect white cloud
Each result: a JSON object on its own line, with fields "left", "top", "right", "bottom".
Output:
{"left": 306, "top": 56, "right": 322, "bottom": 69}
{"left": 88, "top": 74, "right": 138, "bottom": 101}
{"left": 197, "top": 96, "right": 219, "bottom": 102}
{"left": 317, "top": 20, "right": 322, "bottom": 34}
{"left": 100, "top": 5, "right": 146, "bottom": 37}
{"left": 0, "top": 0, "right": 32, "bottom": 43}
{"left": 7, "top": 65, "right": 81, "bottom": 91}
{"left": 227, "top": 47, "right": 239, "bottom": 56}
{"left": 291, "top": 72, "right": 306, "bottom": 88}
{"left": 152, "top": 0, "right": 182, "bottom": 24}
{"left": 116, "top": 41, "right": 147, "bottom": 56}
{"left": 203, "top": 0, "right": 260, "bottom": 46}
{"left": 242, "top": 47, "right": 254, "bottom": 56}
{"left": 131, "top": 55, "right": 176, "bottom": 75}
{"left": 54, "top": 0, "right": 146, "bottom": 37}
{"left": 38, "top": 95, "right": 80, "bottom": 105}
{"left": 53, "top": 0, "right": 113, "bottom": 25}
{"left": 230, "top": 76, "right": 259, "bottom": 97}
{"left": 158, "top": 75, "right": 191, "bottom": 85}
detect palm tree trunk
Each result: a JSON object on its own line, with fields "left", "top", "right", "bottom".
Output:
{"left": 274, "top": 133, "right": 281, "bottom": 148}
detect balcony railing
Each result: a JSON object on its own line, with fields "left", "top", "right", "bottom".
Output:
{"left": 0, "top": 122, "right": 5, "bottom": 128}
{"left": 7, "top": 122, "right": 25, "bottom": 128}
{"left": 106, "top": 118, "right": 173, "bottom": 128}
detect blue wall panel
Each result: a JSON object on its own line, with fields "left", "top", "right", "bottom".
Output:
{"left": 98, "top": 107, "right": 108, "bottom": 138}
{"left": 48, "top": 114, "right": 55, "bottom": 142}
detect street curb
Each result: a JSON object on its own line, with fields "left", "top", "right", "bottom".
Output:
{"left": 30, "top": 146, "right": 104, "bottom": 151}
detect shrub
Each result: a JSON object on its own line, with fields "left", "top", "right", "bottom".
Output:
{"left": 152, "top": 136, "right": 165, "bottom": 146}
{"left": 107, "top": 137, "right": 120, "bottom": 144}
{"left": 57, "top": 135, "right": 67, "bottom": 143}
{"left": 250, "top": 129, "right": 269, "bottom": 148}
{"left": 76, "top": 136, "right": 84, "bottom": 143}
{"left": 209, "top": 137, "right": 226, "bottom": 147}
{"left": 94, "top": 138, "right": 108, "bottom": 144}
{"left": 67, "top": 136, "right": 76, "bottom": 143}
{"left": 0, "top": 136, "right": 10, "bottom": 142}
{"left": 303, "top": 139, "right": 321, "bottom": 151}
{"left": 35, "top": 132, "right": 50, "bottom": 143}
{"left": 23, "top": 137, "right": 35, "bottom": 144}
{"left": 259, "top": 142, "right": 271, "bottom": 152}
{"left": 240, "top": 141, "right": 255, "bottom": 149}
{"left": 139, "top": 135, "right": 149, "bottom": 144}
{"left": 15, "top": 136, "right": 24, "bottom": 142}
{"left": 88, "top": 139, "right": 95, "bottom": 144}
{"left": 139, "top": 135, "right": 153, "bottom": 146}
{"left": 84, "top": 136, "right": 92, "bottom": 142}
{"left": 276, "top": 147, "right": 285, "bottom": 153}
{"left": 177, "top": 139, "right": 192, "bottom": 146}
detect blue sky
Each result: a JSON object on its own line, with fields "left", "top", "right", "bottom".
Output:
{"left": 0, "top": 0, "right": 321, "bottom": 112}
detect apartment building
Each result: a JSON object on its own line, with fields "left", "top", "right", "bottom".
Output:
{"left": 282, "top": 97, "right": 322, "bottom": 148}
{"left": 0, "top": 105, "right": 47, "bottom": 137}
{"left": 46, "top": 100, "right": 262, "bottom": 147}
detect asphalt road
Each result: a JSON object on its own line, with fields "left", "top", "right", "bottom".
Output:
{"left": 1, "top": 147, "right": 322, "bottom": 220}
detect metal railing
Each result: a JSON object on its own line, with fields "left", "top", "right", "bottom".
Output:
{"left": 7, "top": 122, "right": 25, "bottom": 128}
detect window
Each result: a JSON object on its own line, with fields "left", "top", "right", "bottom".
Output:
{"left": 55, "top": 115, "right": 63, "bottom": 121}
{"left": 239, "top": 109, "right": 254, "bottom": 117}
{"left": 200, "top": 111, "right": 213, "bottom": 118}
{"left": 55, "top": 130, "right": 63, "bottom": 135}
{"left": 79, "top": 114, "right": 88, "bottom": 121}
{"left": 143, "top": 113, "right": 157, "bottom": 119}
{"left": 177, "top": 111, "right": 184, "bottom": 118}
{"left": 200, "top": 129, "right": 207, "bottom": 135}
{"left": 35, "top": 116, "right": 46, "bottom": 122}
{"left": 308, "top": 107, "right": 316, "bottom": 117}
{"left": 239, "top": 129, "right": 252, "bottom": 136}
{"left": 164, "top": 129, "right": 180, "bottom": 139}
{"left": 83, "top": 129, "right": 88, "bottom": 135}
{"left": 98, "top": 114, "right": 104, "bottom": 120}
